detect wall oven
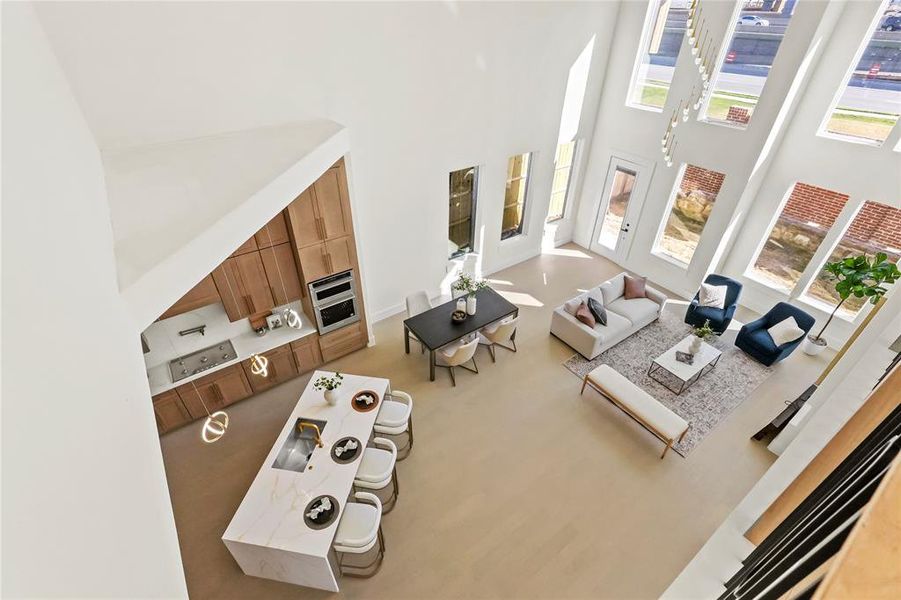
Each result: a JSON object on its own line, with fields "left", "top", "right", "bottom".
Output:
{"left": 309, "top": 270, "right": 361, "bottom": 334}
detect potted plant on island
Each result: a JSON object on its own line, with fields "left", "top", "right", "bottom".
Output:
{"left": 451, "top": 274, "right": 489, "bottom": 315}
{"left": 690, "top": 319, "right": 715, "bottom": 354}
{"left": 802, "top": 253, "right": 900, "bottom": 356}
{"left": 313, "top": 372, "right": 344, "bottom": 405}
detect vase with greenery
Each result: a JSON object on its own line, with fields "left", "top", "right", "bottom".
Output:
{"left": 313, "top": 372, "right": 344, "bottom": 405}
{"left": 803, "top": 253, "right": 900, "bottom": 355}
{"left": 452, "top": 274, "right": 489, "bottom": 314}
{"left": 689, "top": 319, "right": 714, "bottom": 353}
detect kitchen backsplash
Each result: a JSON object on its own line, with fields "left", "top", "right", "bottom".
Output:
{"left": 142, "top": 300, "right": 304, "bottom": 369}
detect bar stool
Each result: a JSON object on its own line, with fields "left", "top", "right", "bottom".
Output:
{"left": 375, "top": 391, "right": 413, "bottom": 460}
{"left": 353, "top": 438, "right": 399, "bottom": 513}
{"left": 333, "top": 492, "right": 385, "bottom": 578}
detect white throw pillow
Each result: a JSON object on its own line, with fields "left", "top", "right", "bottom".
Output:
{"left": 767, "top": 316, "right": 805, "bottom": 346}
{"left": 563, "top": 297, "right": 583, "bottom": 316}
{"left": 698, "top": 283, "right": 728, "bottom": 309}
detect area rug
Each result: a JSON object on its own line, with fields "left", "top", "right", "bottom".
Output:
{"left": 563, "top": 312, "right": 772, "bottom": 457}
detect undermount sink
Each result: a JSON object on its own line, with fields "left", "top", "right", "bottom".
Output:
{"left": 272, "top": 418, "right": 327, "bottom": 473}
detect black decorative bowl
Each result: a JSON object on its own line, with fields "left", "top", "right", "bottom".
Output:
{"left": 304, "top": 495, "right": 339, "bottom": 529}
{"left": 451, "top": 310, "right": 467, "bottom": 323}
{"left": 331, "top": 436, "right": 362, "bottom": 464}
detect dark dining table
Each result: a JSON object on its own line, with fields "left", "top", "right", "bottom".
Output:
{"left": 403, "top": 287, "right": 518, "bottom": 381}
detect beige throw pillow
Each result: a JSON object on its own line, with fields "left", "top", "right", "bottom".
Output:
{"left": 698, "top": 283, "right": 728, "bottom": 309}
{"left": 767, "top": 316, "right": 805, "bottom": 346}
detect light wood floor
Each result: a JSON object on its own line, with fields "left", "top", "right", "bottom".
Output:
{"left": 160, "top": 244, "right": 831, "bottom": 599}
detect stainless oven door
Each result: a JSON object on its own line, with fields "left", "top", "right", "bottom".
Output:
{"left": 315, "top": 295, "right": 361, "bottom": 334}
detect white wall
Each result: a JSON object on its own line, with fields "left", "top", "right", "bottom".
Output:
{"left": 33, "top": 1, "right": 621, "bottom": 320}
{"left": 1, "top": 4, "right": 187, "bottom": 597}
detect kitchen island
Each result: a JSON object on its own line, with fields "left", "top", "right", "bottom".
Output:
{"left": 222, "top": 370, "right": 390, "bottom": 591}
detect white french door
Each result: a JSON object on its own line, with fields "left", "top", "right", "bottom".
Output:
{"left": 589, "top": 156, "right": 652, "bottom": 264}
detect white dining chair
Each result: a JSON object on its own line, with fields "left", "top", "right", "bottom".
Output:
{"left": 405, "top": 291, "right": 432, "bottom": 353}
{"left": 332, "top": 492, "right": 385, "bottom": 578}
{"left": 478, "top": 315, "right": 519, "bottom": 362}
{"left": 435, "top": 336, "right": 479, "bottom": 386}
{"left": 353, "top": 438, "right": 399, "bottom": 513}
{"left": 375, "top": 390, "right": 414, "bottom": 460}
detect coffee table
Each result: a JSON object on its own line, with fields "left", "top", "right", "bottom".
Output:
{"left": 647, "top": 335, "right": 721, "bottom": 395}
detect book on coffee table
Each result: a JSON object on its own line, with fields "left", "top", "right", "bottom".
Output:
{"left": 675, "top": 351, "right": 694, "bottom": 365}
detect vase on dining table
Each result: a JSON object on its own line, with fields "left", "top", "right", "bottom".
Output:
{"left": 466, "top": 294, "right": 477, "bottom": 315}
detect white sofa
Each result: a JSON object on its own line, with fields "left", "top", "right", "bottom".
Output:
{"left": 550, "top": 272, "right": 667, "bottom": 359}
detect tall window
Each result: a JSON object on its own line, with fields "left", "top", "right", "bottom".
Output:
{"left": 547, "top": 141, "right": 577, "bottom": 222}
{"left": 821, "top": 0, "right": 901, "bottom": 145}
{"left": 747, "top": 183, "right": 850, "bottom": 292}
{"left": 653, "top": 164, "right": 726, "bottom": 265}
{"left": 449, "top": 166, "right": 478, "bottom": 258}
{"left": 628, "top": 0, "right": 685, "bottom": 111}
{"left": 802, "top": 201, "right": 901, "bottom": 318}
{"left": 701, "top": 1, "right": 797, "bottom": 127}
{"left": 501, "top": 153, "right": 532, "bottom": 240}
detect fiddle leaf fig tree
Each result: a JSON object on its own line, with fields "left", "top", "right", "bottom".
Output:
{"left": 812, "top": 253, "right": 900, "bottom": 342}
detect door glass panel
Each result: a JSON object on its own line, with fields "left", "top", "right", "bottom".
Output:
{"left": 598, "top": 167, "right": 637, "bottom": 250}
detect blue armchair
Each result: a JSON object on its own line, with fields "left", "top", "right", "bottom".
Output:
{"left": 685, "top": 274, "right": 743, "bottom": 334}
{"left": 735, "top": 302, "right": 815, "bottom": 366}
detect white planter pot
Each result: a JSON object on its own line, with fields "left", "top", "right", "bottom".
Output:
{"left": 456, "top": 298, "right": 467, "bottom": 313}
{"left": 801, "top": 335, "right": 827, "bottom": 356}
{"left": 466, "top": 295, "right": 477, "bottom": 315}
{"left": 324, "top": 389, "right": 339, "bottom": 405}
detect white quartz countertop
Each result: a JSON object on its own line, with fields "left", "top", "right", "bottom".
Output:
{"left": 222, "top": 371, "right": 389, "bottom": 557}
{"left": 144, "top": 300, "right": 317, "bottom": 395}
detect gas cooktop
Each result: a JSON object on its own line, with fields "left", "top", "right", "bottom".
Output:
{"left": 168, "top": 340, "right": 237, "bottom": 384}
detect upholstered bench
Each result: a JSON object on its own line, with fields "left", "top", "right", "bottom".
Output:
{"left": 580, "top": 364, "right": 689, "bottom": 458}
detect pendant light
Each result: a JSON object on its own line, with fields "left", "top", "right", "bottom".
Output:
{"left": 202, "top": 410, "right": 230, "bottom": 443}
{"left": 250, "top": 353, "right": 269, "bottom": 377}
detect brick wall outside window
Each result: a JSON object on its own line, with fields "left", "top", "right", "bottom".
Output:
{"left": 680, "top": 165, "right": 725, "bottom": 198}
{"left": 726, "top": 106, "right": 751, "bottom": 125}
{"left": 780, "top": 184, "right": 901, "bottom": 251}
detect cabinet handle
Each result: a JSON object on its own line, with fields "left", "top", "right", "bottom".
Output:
{"left": 212, "top": 383, "right": 223, "bottom": 403}
{"left": 245, "top": 295, "right": 256, "bottom": 314}
{"left": 326, "top": 253, "right": 334, "bottom": 273}
{"left": 316, "top": 217, "right": 325, "bottom": 240}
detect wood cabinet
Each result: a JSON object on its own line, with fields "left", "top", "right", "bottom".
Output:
{"left": 254, "top": 212, "right": 290, "bottom": 249}
{"left": 286, "top": 188, "right": 321, "bottom": 248}
{"left": 212, "top": 252, "right": 276, "bottom": 321}
{"left": 153, "top": 390, "right": 193, "bottom": 434}
{"left": 176, "top": 364, "right": 253, "bottom": 419}
{"left": 260, "top": 243, "right": 303, "bottom": 305}
{"left": 318, "top": 321, "right": 367, "bottom": 363}
{"left": 296, "top": 244, "right": 331, "bottom": 283}
{"left": 158, "top": 275, "right": 221, "bottom": 321}
{"left": 314, "top": 167, "right": 351, "bottom": 239}
{"left": 242, "top": 343, "right": 298, "bottom": 393}
{"left": 231, "top": 236, "right": 258, "bottom": 257}
{"left": 291, "top": 335, "right": 323, "bottom": 374}
{"left": 325, "top": 236, "right": 354, "bottom": 274}
{"left": 286, "top": 166, "right": 351, "bottom": 249}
